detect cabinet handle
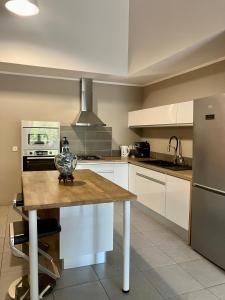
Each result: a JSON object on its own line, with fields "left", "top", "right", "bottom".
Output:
{"left": 27, "top": 157, "right": 55, "bottom": 160}
{"left": 136, "top": 172, "right": 166, "bottom": 185}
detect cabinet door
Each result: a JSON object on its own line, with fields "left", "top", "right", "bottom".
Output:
{"left": 149, "top": 104, "right": 177, "bottom": 126}
{"left": 128, "top": 164, "right": 137, "bottom": 193}
{"left": 114, "top": 163, "right": 128, "bottom": 189}
{"left": 135, "top": 170, "right": 166, "bottom": 215}
{"left": 77, "top": 163, "right": 115, "bottom": 182}
{"left": 177, "top": 101, "right": 193, "bottom": 124}
{"left": 166, "top": 175, "right": 190, "bottom": 230}
{"left": 128, "top": 104, "right": 177, "bottom": 127}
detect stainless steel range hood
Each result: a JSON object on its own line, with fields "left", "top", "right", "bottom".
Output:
{"left": 73, "top": 78, "right": 106, "bottom": 126}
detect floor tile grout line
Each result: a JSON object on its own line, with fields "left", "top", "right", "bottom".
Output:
{"left": 139, "top": 268, "right": 170, "bottom": 300}
{"left": 206, "top": 286, "right": 222, "bottom": 299}
{"left": 53, "top": 278, "right": 100, "bottom": 292}
{"left": 99, "top": 279, "right": 112, "bottom": 300}
{"left": 52, "top": 279, "right": 109, "bottom": 299}
{"left": 177, "top": 258, "right": 225, "bottom": 291}
{"left": 91, "top": 265, "right": 102, "bottom": 281}
{"left": 157, "top": 244, "right": 202, "bottom": 265}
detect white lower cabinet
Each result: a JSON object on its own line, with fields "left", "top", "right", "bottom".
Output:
{"left": 128, "top": 164, "right": 136, "bottom": 193}
{"left": 165, "top": 175, "right": 190, "bottom": 230}
{"left": 77, "top": 162, "right": 128, "bottom": 189}
{"left": 135, "top": 167, "right": 166, "bottom": 216}
{"left": 129, "top": 164, "right": 191, "bottom": 230}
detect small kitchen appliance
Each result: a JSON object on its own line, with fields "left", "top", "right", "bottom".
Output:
{"left": 21, "top": 121, "right": 60, "bottom": 171}
{"left": 133, "top": 141, "right": 150, "bottom": 158}
{"left": 120, "top": 145, "right": 130, "bottom": 157}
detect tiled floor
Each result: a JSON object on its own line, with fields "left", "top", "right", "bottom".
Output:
{"left": 0, "top": 203, "right": 225, "bottom": 299}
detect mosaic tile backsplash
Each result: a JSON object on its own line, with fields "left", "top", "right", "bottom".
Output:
{"left": 60, "top": 126, "right": 112, "bottom": 157}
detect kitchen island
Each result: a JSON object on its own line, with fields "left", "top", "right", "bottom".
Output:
{"left": 22, "top": 169, "right": 136, "bottom": 300}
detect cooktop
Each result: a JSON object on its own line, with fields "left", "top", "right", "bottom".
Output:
{"left": 77, "top": 155, "right": 102, "bottom": 161}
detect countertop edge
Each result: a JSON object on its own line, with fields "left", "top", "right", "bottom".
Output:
{"left": 78, "top": 157, "right": 192, "bottom": 181}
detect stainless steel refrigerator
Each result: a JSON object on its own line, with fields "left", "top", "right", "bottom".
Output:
{"left": 191, "top": 93, "right": 225, "bottom": 269}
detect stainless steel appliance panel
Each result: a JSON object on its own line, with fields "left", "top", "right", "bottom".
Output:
{"left": 191, "top": 186, "right": 225, "bottom": 269}
{"left": 193, "top": 94, "right": 225, "bottom": 191}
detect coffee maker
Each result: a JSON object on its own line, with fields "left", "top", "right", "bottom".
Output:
{"left": 132, "top": 141, "right": 150, "bottom": 158}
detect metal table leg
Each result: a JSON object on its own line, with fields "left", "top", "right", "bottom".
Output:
{"left": 29, "top": 210, "right": 39, "bottom": 300}
{"left": 122, "top": 200, "right": 130, "bottom": 293}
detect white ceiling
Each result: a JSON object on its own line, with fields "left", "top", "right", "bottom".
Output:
{"left": 0, "top": 0, "right": 225, "bottom": 85}
{"left": 0, "top": 0, "right": 129, "bottom": 75}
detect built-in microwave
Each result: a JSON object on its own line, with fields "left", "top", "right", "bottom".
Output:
{"left": 21, "top": 121, "right": 60, "bottom": 154}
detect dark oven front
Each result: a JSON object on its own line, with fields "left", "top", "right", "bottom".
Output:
{"left": 23, "top": 156, "right": 56, "bottom": 171}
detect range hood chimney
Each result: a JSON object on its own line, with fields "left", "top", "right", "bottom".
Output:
{"left": 73, "top": 78, "right": 106, "bottom": 127}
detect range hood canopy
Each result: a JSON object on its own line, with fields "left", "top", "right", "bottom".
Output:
{"left": 73, "top": 78, "right": 106, "bottom": 127}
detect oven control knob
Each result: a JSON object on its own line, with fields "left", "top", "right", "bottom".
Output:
{"left": 29, "top": 152, "right": 33, "bottom": 155}
{"left": 49, "top": 151, "right": 52, "bottom": 155}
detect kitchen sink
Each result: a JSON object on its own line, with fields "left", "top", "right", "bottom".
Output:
{"left": 141, "top": 160, "right": 192, "bottom": 171}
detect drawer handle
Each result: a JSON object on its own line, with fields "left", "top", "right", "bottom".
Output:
{"left": 98, "top": 171, "right": 114, "bottom": 174}
{"left": 136, "top": 172, "right": 165, "bottom": 185}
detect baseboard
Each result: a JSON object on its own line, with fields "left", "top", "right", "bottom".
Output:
{"left": 132, "top": 201, "right": 189, "bottom": 242}
{"left": 62, "top": 251, "right": 106, "bottom": 269}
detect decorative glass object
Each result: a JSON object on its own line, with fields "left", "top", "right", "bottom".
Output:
{"left": 54, "top": 137, "right": 77, "bottom": 183}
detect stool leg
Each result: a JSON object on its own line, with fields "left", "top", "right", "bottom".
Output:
{"left": 29, "top": 210, "right": 39, "bottom": 300}
{"left": 122, "top": 200, "right": 130, "bottom": 293}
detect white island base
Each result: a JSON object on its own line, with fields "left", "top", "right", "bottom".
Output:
{"left": 60, "top": 162, "right": 128, "bottom": 269}
{"left": 60, "top": 203, "right": 113, "bottom": 269}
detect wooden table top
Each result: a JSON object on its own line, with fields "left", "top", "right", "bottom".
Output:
{"left": 22, "top": 170, "right": 136, "bottom": 210}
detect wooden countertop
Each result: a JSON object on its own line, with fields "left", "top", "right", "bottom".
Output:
{"left": 78, "top": 157, "right": 192, "bottom": 181}
{"left": 22, "top": 169, "right": 136, "bottom": 211}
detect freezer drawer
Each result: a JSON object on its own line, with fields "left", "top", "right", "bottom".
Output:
{"left": 191, "top": 186, "right": 225, "bottom": 269}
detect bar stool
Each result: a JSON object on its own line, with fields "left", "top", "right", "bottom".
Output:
{"left": 8, "top": 211, "right": 61, "bottom": 299}
{"left": 13, "top": 193, "right": 49, "bottom": 252}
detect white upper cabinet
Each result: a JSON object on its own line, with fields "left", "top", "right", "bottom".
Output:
{"left": 176, "top": 100, "right": 193, "bottom": 125}
{"left": 128, "top": 100, "right": 193, "bottom": 127}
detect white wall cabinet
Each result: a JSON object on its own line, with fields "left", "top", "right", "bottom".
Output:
{"left": 129, "top": 164, "right": 191, "bottom": 230}
{"left": 128, "top": 103, "right": 177, "bottom": 127}
{"left": 165, "top": 175, "right": 190, "bottom": 230}
{"left": 128, "top": 100, "right": 193, "bottom": 127}
{"left": 177, "top": 101, "right": 193, "bottom": 125}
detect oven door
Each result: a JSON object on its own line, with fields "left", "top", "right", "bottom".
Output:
{"left": 23, "top": 156, "right": 56, "bottom": 171}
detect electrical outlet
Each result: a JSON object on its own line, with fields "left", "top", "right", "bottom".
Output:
{"left": 12, "top": 146, "right": 18, "bottom": 152}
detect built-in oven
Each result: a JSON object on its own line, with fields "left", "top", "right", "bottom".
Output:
{"left": 21, "top": 121, "right": 60, "bottom": 171}
{"left": 23, "top": 156, "right": 56, "bottom": 171}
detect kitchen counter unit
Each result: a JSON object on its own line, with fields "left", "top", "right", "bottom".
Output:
{"left": 22, "top": 170, "right": 136, "bottom": 300}
{"left": 78, "top": 157, "right": 192, "bottom": 181}
{"left": 128, "top": 159, "right": 192, "bottom": 181}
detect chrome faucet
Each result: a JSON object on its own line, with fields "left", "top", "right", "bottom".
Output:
{"left": 168, "top": 136, "right": 184, "bottom": 165}
{"left": 168, "top": 136, "right": 178, "bottom": 164}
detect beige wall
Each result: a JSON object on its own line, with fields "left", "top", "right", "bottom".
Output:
{"left": 142, "top": 60, "right": 225, "bottom": 157}
{"left": 0, "top": 74, "right": 142, "bottom": 205}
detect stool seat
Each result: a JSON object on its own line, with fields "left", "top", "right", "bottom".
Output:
{"left": 12, "top": 219, "right": 61, "bottom": 245}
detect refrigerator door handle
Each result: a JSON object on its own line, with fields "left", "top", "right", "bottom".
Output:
{"left": 193, "top": 183, "right": 225, "bottom": 196}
